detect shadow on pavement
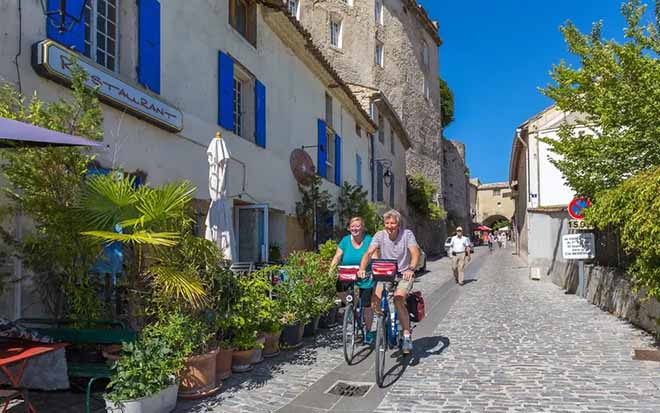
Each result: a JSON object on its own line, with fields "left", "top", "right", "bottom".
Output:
{"left": 379, "top": 352, "right": 411, "bottom": 389}
{"left": 409, "top": 335, "right": 451, "bottom": 367}
{"left": 347, "top": 344, "right": 374, "bottom": 366}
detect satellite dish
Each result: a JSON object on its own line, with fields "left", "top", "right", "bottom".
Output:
{"left": 290, "top": 148, "right": 315, "bottom": 185}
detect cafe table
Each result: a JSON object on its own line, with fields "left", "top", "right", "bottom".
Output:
{"left": 0, "top": 339, "right": 67, "bottom": 413}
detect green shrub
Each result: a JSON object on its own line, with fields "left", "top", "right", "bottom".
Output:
{"left": 229, "top": 268, "right": 276, "bottom": 349}
{"left": 407, "top": 174, "right": 446, "bottom": 221}
{"left": 587, "top": 166, "right": 660, "bottom": 300}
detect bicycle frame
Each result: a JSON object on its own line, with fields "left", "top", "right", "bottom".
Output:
{"left": 347, "top": 281, "right": 366, "bottom": 333}
{"left": 378, "top": 282, "right": 402, "bottom": 349}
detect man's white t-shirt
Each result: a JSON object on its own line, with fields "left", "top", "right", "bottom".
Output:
{"left": 450, "top": 235, "right": 470, "bottom": 253}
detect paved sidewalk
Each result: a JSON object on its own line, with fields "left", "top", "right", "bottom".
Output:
{"left": 176, "top": 256, "right": 456, "bottom": 413}
{"left": 376, "top": 247, "right": 660, "bottom": 413}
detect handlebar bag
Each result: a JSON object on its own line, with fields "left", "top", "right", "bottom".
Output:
{"left": 371, "top": 259, "right": 398, "bottom": 282}
{"left": 337, "top": 266, "right": 359, "bottom": 282}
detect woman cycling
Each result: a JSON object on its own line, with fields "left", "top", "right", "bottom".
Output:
{"left": 331, "top": 217, "right": 377, "bottom": 344}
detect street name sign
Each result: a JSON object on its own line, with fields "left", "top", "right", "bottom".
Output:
{"left": 568, "top": 197, "right": 591, "bottom": 220}
{"left": 562, "top": 233, "right": 595, "bottom": 260}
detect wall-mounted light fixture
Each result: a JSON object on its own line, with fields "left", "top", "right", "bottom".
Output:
{"left": 375, "top": 158, "right": 393, "bottom": 187}
{"left": 301, "top": 144, "right": 325, "bottom": 152}
{"left": 41, "top": 0, "right": 89, "bottom": 34}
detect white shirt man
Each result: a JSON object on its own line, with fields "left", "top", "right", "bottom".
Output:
{"left": 450, "top": 227, "right": 470, "bottom": 285}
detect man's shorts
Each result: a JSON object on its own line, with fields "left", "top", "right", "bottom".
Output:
{"left": 376, "top": 277, "right": 414, "bottom": 294}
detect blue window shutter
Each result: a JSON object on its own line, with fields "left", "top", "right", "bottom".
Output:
{"left": 376, "top": 161, "right": 383, "bottom": 202}
{"left": 46, "top": 0, "right": 86, "bottom": 52}
{"left": 317, "top": 119, "right": 327, "bottom": 178}
{"left": 218, "top": 51, "right": 235, "bottom": 130}
{"left": 334, "top": 134, "right": 341, "bottom": 185}
{"left": 356, "top": 154, "right": 362, "bottom": 187}
{"left": 255, "top": 80, "right": 266, "bottom": 148}
{"left": 389, "top": 172, "right": 395, "bottom": 208}
{"left": 138, "top": 0, "right": 161, "bottom": 93}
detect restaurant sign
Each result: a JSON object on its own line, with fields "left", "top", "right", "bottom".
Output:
{"left": 32, "top": 40, "right": 183, "bottom": 132}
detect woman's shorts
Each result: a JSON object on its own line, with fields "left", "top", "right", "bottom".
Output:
{"left": 358, "top": 287, "right": 374, "bottom": 307}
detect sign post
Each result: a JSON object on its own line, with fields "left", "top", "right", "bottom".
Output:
{"left": 564, "top": 198, "right": 594, "bottom": 298}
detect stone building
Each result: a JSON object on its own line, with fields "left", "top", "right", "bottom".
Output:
{"left": 0, "top": 0, "right": 377, "bottom": 318}
{"left": 475, "top": 182, "right": 515, "bottom": 227}
{"left": 441, "top": 139, "right": 471, "bottom": 232}
{"left": 293, "top": 0, "right": 447, "bottom": 253}
{"left": 469, "top": 178, "right": 480, "bottom": 227}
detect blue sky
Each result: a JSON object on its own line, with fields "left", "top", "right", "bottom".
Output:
{"left": 417, "top": 1, "right": 637, "bottom": 183}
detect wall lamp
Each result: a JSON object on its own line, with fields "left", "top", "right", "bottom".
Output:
{"left": 41, "top": 0, "right": 89, "bottom": 34}
{"left": 375, "top": 158, "right": 393, "bottom": 187}
{"left": 301, "top": 144, "right": 325, "bottom": 152}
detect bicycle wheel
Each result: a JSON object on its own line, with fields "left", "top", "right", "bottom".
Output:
{"left": 342, "top": 303, "right": 356, "bottom": 364}
{"left": 374, "top": 315, "right": 387, "bottom": 387}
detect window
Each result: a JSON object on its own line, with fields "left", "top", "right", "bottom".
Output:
{"left": 229, "top": 0, "right": 257, "bottom": 46}
{"left": 287, "top": 0, "right": 299, "bottom": 19}
{"left": 356, "top": 154, "right": 362, "bottom": 186}
{"left": 375, "top": 41, "right": 384, "bottom": 67}
{"left": 233, "top": 64, "right": 256, "bottom": 142}
{"left": 423, "top": 77, "right": 430, "bottom": 100}
{"left": 325, "top": 93, "right": 333, "bottom": 129}
{"left": 422, "top": 40, "right": 429, "bottom": 68}
{"left": 355, "top": 121, "right": 362, "bottom": 138}
{"left": 375, "top": 0, "right": 383, "bottom": 25}
{"left": 326, "top": 129, "right": 335, "bottom": 182}
{"left": 493, "top": 188, "right": 501, "bottom": 196}
{"left": 342, "top": 0, "right": 354, "bottom": 5}
{"left": 378, "top": 114, "right": 384, "bottom": 144}
{"left": 83, "top": 0, "right": 119, "bottom": 71}
{"left": 330, "top": 19, "right": 342, "bottom": 48}
{"left": 390, "top": 130, "right": 395, "bottom": 155}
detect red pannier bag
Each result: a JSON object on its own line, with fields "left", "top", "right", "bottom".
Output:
{"left": 371, "top": 259, "right": 398, "bottom": 282}
{"left": 337, "top": 266, "right": 359, "bottom": 282}
{"left": 406, "top": 291, "right": 425, "bottom": 322}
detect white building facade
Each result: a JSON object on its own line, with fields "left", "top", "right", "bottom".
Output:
{"left": 509, "top": 106, "right": 591, "bottom": 280}
{"left": 0, "top": 0, "right": 378, "bottom": 319}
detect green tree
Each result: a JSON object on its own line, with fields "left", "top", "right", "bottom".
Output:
{"left": 295, "top": 173, "right": 335, "bottom": 249}
{"left": 335, "top": 182, "right": 384, "bottom": 235}
{"left": 541, "top": 0, "right": 660, "bottom": 197}
{"left": 0, "top": 67, "right": 104, "bottom": 318}
{"left": 439, "top": 77, "right": 455, "bottom": 130}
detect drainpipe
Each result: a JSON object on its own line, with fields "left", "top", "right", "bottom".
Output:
{"left": 13, "top": 211, "right": 23, "bottom": 320}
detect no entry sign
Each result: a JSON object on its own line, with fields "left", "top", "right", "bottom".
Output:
{"left": 568, "top": 198, "right": 591, "bottom": 220}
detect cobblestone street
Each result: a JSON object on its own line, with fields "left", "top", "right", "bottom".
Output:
{"left": 178, "top": 247, "right": 659, "bottom": 413}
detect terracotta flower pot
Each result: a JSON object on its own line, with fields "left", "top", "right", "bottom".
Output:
{"left": 232, "top": 348, "right": 257, "bottom": 373}
{"left": 303, "top": 315, "right": 321, "bottom": 337}
{"left": 215, "top": 347, "right": 233, "bottom": 382}
{"left": 251, "top": 335, "right": 266, "bottom": 364}
{"left": 280, "top": 321, "right": 304, "bottom": 349}
{"left": 263, "top": 330, "right": 282, "bottom": 358}
{"left": 178, "top": 349, "right": 221, "bottom": 400}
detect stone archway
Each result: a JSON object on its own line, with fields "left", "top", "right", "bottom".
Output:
{"left": 483, "top": 214, "right": 509, "bottom": 228}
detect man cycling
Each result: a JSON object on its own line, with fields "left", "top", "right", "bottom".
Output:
{"left": 358, "top": 209, "right": 420, "bottom": 354}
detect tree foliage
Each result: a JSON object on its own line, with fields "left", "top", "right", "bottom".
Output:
{"left": 406, "top": 174, "right": 446, "bottom": 222}
{"left": 541, "top": 0, "right": 660, "bottom": 197}
{"left": 586, "top": 166, "right": 660, "bottom": 299}
{"left": 335, "top": 182, "right": 384, "bottom": 235}
{"left": 295, "top": 173, "right": 335, "bottom": 249}
{"left": 439, "top": 77, "right": 455, "bottom": 130}
{"left": 0, "top": 67, "right": 104, "bottom": 318}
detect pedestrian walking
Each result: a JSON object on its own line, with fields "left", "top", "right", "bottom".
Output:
{"left": 488, "top": 232, "right": 496, "bottom": 251}
{"left": 449, "top": 226, "right": 471, "bottom": 286}
{"left": 499, "top": 232, "right": 507, "bottom": 248}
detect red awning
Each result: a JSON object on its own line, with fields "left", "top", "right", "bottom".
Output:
{"left": 476, "top": 225, "right": 491, "bottom": 231}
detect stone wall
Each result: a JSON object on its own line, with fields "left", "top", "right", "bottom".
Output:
{"left": 551, "top": 262, "right": 660, "bottom": 338}
{"left": 441, "top": 139, "right": 470, "bottom": 231}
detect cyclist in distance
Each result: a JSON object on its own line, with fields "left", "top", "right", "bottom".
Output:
{"left": 358, "top": 209, "right": 420, "bottom": 354}
{"left": 331, "top": 217, "right": 377, "bottom": 344}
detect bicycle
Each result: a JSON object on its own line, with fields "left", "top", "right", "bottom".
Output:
{"left": 370, "top": 259, "right": 413, "bottom": 387}
{"left": 338, "top": 266, "right": 369, "bottom": 365}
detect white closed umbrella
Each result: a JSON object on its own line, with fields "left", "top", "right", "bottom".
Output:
{"left": 205, "top": 132, "right": 235, "bottom": 261}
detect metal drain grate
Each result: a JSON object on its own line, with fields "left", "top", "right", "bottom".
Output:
{"left": 326, "top": 381, "right": 373, "bottom": 397}
{"left": 633, "top": 349, "right": 660, "bottom": 362}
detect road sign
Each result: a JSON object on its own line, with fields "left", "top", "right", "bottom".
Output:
{"left": 568, "top": 220, "right": 594, "bottom": 230}
{"left": 562, "top": 233, "right": 595, "bottom": 260}
{"left": 568, "top": 198, "right": 591, "bottom": 220}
